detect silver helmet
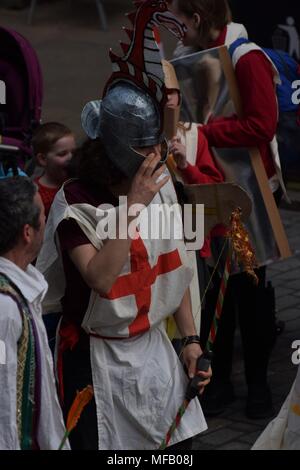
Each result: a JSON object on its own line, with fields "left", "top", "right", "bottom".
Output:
{"left": 81, "top": 81, "right": 168, "bottom": 177}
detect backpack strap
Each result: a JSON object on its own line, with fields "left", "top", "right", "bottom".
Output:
{"left": 0, "top": 273, "right": 41, "bottom": 450}
{"left": 228, "top": 38, "right": 251, "bottom": 58}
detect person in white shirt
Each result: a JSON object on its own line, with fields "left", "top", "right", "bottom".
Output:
{"left": 0, "top": 176, "right": 69, "bottom": 450}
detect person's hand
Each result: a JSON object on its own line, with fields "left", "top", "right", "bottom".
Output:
{"left": 182, "top": 343, "right": 212, "bottom": 395}
{"left": 169, "top": 137, "right": 188, "bottom": 170}
{"left": 127, "top": 153, "right": 169, "bottom": 208}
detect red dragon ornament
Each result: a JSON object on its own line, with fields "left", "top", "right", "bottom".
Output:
{"left": 103, "top": 0, "right": 186, "bottom": 132}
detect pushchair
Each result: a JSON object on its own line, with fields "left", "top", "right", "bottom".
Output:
{"left": 0, "top": 26, "right": 43, "bottom": 177}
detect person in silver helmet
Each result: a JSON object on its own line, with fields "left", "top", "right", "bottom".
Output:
{"left": 81, "top": 81, "right": 170, "bottom": 178}
{"left": 36, "top": 79, "right": 211, "bottom": 450}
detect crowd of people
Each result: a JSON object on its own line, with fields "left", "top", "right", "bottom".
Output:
{"left": 0, "top": 0, "right": 299, "bottom": 451}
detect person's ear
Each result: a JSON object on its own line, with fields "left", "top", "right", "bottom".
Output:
{"left": 36, "top": 153, "right": 47, "bottom": 167}
{"left": 193, "top": 13, "right": 201, "bottom": 29}
{"left": 23, "top": 224, "right": 33, "bottom": 245}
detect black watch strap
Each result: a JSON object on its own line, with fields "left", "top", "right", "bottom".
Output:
{"left": 181, "top": 335, "right": 201, "bottom": 347}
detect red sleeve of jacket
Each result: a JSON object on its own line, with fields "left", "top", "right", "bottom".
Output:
{"left": 179, "top": 127, "right": 224, "bottom": 184}
{"left": 178, "top": 128, "right": 224, "bottom": 258}
{"left": 202, "top": 51, "right": 278, "bottom": 148}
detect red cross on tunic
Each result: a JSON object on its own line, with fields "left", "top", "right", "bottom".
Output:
{"left": 101, "top": 235, "right": 182, "bottom": 336}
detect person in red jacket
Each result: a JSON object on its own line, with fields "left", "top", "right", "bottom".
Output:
{"left": 170, "top": 129, "right": 227, "bottom": 357}
{"left": 170, "top": 126, "right": 224, "bottom": 259}
{"left": 170, "top": 130, "right": 224, "bottom": 185}
{"left": 168, "top": 0, "right": 283, "bottom": 419}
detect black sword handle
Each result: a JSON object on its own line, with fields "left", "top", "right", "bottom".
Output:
{"left": 185, "top": 352, "right": 213, "bottom": 401}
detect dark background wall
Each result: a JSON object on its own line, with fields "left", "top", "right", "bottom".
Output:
{"left": 229, "top": 0, "right": 300, "bottom": 60}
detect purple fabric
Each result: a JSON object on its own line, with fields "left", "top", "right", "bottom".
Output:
{"left": 0, "top": 26, "right": 43, "bottom": 153}
{"left": 7, "top": 28, "right": 43, "bottom": 123}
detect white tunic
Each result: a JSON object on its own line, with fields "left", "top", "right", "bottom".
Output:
{"left": 91, "top": 324, "right": 206, "bottom": 449}
{"left": 0, "top": 257, "right": 69, "bottom": 450}
{"left": 37, "top": 175, "right": 207, "bottom": 449}
{"left": 253, "top": 366, "right": 300, "bottom": 450}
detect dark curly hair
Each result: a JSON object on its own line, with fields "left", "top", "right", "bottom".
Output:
{"left": 70, "top": 138, "right": 126, "bottom": 190}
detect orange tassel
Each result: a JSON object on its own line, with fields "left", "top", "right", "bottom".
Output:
{"left": 228, "top": 208, "right": 259, "bottom": 285}
{"left": 66, "top": 385, "right": 94, "bottom": 433}
{"left": 58, "top": 385, "right": 94, "bottom": 450}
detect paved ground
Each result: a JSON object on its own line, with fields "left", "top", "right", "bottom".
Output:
{"left": 1, "top": 2, "right": 300, "bottom": 451}
{"left": 193, "top": 191, "right": 300, "bottom": 450}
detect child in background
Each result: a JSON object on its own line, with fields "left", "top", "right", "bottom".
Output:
{"left": 32, "top": 122, "right": 75, "bottom": 354}
{"left": 170, "top": 129, "right": 224, "bottom": 185}
{"left": 164, "top": 60, "right": 225, "bottom": 351}
{"left": 33, "top": 122, "right": 76, "bottom": 219}
{"left": 164, "top": 60, "right": 224, "bottom": 260}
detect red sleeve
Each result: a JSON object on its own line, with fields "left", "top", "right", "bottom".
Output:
{"left": 35, "top": 177, "right": 59, "bottom": 219}
{"left": 179, "top": 128, "right": 224, "bottom": 184}
{"left": 202, "top": 51, "right": 278, "bottom": 148}
{"left": 199, "top": 236, "right": 211, "bottom": 258}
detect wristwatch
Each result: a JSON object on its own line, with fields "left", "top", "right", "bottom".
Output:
{"left": 181, "top": 335, "right": 201, "bottom": 347}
